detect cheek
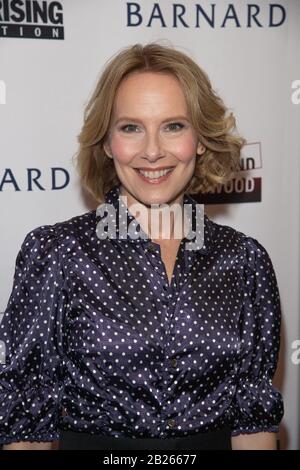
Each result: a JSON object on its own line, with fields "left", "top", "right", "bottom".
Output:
{"left": 108, "top": 132, "right": 198, "bottom": 164}
{"left": 173, "top": 135, "right": 198, "bottom": 163}
{"left": 108, "top": 134, "right": 135, "bottom": 164}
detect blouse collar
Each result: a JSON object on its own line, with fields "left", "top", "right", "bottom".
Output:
{"left": 95, "top": 183, "right": 214, "bottom": 255}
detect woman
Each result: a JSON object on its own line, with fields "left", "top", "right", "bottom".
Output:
{"left": 0, "top": 42, "right": 283, "bottom": 450}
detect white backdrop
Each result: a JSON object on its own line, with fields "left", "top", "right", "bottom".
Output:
{"left": 0, "top": 0, "right": 299, "bottom": 449}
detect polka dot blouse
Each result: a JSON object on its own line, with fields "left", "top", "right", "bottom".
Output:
{"left": 0, "top": 183, "right": 284, "bottom": 445}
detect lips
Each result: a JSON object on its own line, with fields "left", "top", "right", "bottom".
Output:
{"left": 136, "top": 168, "right": 174, "bottom": 178}
{"left": 134, "top": 166, "right": 175, "bottom": 184}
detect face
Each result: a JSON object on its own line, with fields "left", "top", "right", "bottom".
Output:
{"left": 103, "top": 71, "right": 206, "bottom": 209}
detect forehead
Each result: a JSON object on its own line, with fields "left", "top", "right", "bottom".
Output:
{"left": 113, "top": 71, "right": 188, "bottom": 113}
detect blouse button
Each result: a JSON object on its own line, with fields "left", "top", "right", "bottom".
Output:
{"left": 147, "top": 244, "right": 156, "bottom": 253}
{"left": 167, "top": 418, "right": 176, "bottom": 428}
{"left": 171, "top": 358, "right": 177, "bottom": 367}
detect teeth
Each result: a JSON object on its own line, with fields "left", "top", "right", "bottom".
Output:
{"left": 138, "top": 168, "right": 173, "bottom": 179}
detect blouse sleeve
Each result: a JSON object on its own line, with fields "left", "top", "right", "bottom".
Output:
{"left": 231, "top": 236, "right": 284, "bottom": 436}
{"left": 0, "top": 225, "right": 67, "bottom": 445}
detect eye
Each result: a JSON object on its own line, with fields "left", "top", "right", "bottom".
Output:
{"left": 166, "top": 122, "right": 185, "bottom": 132}
{"left": 120, "top": 124, "right": 139, "bottom": 133}
{"left": 119, "top": 122, "right": 186, "bottom": 133}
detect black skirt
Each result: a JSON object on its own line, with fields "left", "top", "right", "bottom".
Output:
{"left": 59, "top": 428, "right": 232, "bottom": 450}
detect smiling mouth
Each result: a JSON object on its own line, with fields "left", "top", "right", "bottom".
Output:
{"left": 134, "top": 167, "right": 175, "bottom": 180}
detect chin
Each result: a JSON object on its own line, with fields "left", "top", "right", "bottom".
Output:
{"left": 139, "top": 192, "right": 181, "bottom": 207}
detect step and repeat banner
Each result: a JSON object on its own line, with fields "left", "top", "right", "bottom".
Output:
{"left": 0, "top": 0, "right": 299, "bottom": 449}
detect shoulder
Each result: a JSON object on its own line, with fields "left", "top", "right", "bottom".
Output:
{"left": 207, "top": 216, "right": 274, "bottom": 273}
{"left": 23, "top": 209, "right": 97, "bottom": 244}
{"left": 19, "top": 209, "right": 97, "bottom": 261}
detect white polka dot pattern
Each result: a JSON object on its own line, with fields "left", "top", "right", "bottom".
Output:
{"left": 0, "top": 184, "right": 284, "bottom": 444}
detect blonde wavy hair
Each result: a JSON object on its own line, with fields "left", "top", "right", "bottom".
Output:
{"left": 73, "top": 41, "right": 246, "bottom": 203}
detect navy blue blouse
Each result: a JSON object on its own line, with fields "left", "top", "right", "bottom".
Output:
{"left": 0, "top": 183, "right": 284, "bottom": 445}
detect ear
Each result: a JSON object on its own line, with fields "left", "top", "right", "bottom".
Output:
{"left": 103, "top": 141, "right": 113, "bottom": 159}
{"left": 196, "top": 141, "right": 206, "bottom": 155}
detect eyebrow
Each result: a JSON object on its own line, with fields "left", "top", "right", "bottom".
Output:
{"left": 114, "top": 115, "right": 190, "bottom": 125}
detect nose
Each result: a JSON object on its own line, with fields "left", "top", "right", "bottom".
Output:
{"left": 142, "top": 131, "right": 164, "bottom": 161}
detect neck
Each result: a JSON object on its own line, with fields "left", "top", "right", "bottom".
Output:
{"left": 120, "top": 186, "right": 188, "bottom": 241}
